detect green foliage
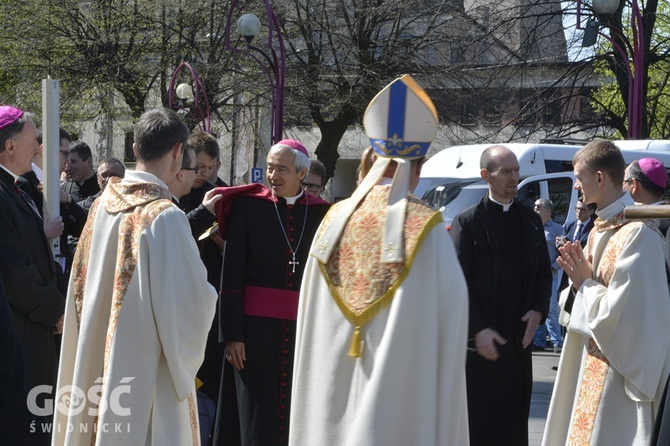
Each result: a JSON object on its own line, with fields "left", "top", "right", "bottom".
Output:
{"left": 591, "top": 0, "right": 670, "bottom": 138}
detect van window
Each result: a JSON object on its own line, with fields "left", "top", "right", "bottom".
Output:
{"left": 544, "top": 160, "right": 573, "bottom": 174}
{"left": 518, "top": 181, "right": 541, "bottom": 209}
{"left": 547, "top": 177, "right": 573, "bottom": 224}
{"left": 518, "top": 177, "right": 574, "bottom": 225}
{"left": 419, "top": 179, "right": 479, "bottom": 209}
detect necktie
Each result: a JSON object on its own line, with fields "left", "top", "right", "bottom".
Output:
{"left": 14, "top": 182, "right": 21, "bottom": 195}
{"left": 573, "top": 222, "right": 582, "bottom": 242}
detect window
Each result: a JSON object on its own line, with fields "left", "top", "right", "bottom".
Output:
{"left": 547, "top": 177, "right": 574, "bottom": 225}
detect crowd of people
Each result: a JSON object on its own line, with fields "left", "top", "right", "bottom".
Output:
{"left": 3, "top": 75, "right": 670, "bottom": 446}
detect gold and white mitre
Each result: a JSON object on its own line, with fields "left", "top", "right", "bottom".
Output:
{"left": 312, "top": 74, "right": 438, "bottom": 265}
{"left": 310, "top": 75, "right": 439, "bottom": 356}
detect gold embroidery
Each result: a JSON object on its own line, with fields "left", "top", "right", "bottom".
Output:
{"left": 569, "top": 339, "right": 611, "bottom": 445}
{"left": 317, "top": 187, "right": 442, "bottom": 357}
{"left": 67, "top": 178, "right": 175, "bottom": 444}
{"left": 72, "top": 198, "right": 102, "bottom": 327}
{"left": 593, "top": 211, "right": 627, "bottom": 232}
{"left": 103, "top": 199, "right": 174, "bottom": 378}
{"left": 188, "top": 392, "right": 200, "bottom": 445}
{"left": 596, "top": 223, "right": 640, "bottom": 288}
{"left": 568, "top": 217, "right": 646, "bottom": 443}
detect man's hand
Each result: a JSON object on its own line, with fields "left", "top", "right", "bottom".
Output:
{"left": 556, "top": 241, "right": 592, "bottom": 290}
{"left": 202, "top": 189, "right": 222, "bottom": 214}
{"left": 474, "top": 328, "right": 507, "bottom": 361}
{"left": 225, "top": 341, "right": 246, "bottom": 371}
{"left": 43, "top": 214, "right": 64, "bottom": 239}
{"left": 53, "top": 314, "right": 64, "bottom": 334}
{"left": 520, "top": 310, "right": 542, "bottom": 349}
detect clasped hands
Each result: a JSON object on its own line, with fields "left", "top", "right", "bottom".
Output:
{"left": 555, "top": 241, "right": 593, "bottom": 290}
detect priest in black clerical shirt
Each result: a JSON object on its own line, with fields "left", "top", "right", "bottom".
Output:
{"left": 61, "top": 140, "right": 100, "bottom": 203}
{"left": 450, "top": 145, "right": 552, "bottom": 446}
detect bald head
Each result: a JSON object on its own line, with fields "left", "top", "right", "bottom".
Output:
{"left": 480, "top": 145, "right": 515, "bottom": 171}
{"left": 480, "top": 145, "right": 520, "bottom": 203}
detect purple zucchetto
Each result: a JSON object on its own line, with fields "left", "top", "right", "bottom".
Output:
{"left": 0, "top": 106, "right": 24, "bottom": 131}
{"left": 639, "top": 157, "right": 668, "bottom": 189}
{"left": 274, "top": 139, "right": 309, "bottom": 158}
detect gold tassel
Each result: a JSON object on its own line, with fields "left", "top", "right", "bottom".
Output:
{"left": 348, "top": 325, "right": 363, "bottom": 357}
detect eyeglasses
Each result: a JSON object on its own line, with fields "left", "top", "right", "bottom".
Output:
{"left": 302, "top": 182, "right": 322, "bottom": 192}
{"left": 181, "top": 166, "right": 201, "bottom": 174}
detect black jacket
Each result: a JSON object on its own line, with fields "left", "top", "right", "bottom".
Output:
{"left": 0, "top": 168, "right": 65, "bottom": 389}
{"left": 564, "top": 217, "right": 595, "bottom": 248}
{"left": 450, "top": 194, "right": 552, "bottom": 338}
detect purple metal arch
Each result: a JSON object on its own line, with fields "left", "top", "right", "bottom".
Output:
{"left": 576, "top": 0, "right": 645, "bottom": 139}
{"left": 168, "top": 61, "right": 212, "bottom": 133}
{"left": 224, "top": 0, "right": 286, "bottom": 145}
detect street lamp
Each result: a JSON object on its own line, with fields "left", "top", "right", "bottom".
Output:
{"left": 577, "top": 0, "right": 645, "bottom": 139}
{"left": 168, "top": 61, "right": 212, "bottom": 133}
{"left": 224, "top": 2, "right": 286, "bottom": 145}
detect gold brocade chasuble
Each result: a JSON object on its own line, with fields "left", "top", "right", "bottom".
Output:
{"left": 316, "top": 186, "right": 443, "bottom": 357}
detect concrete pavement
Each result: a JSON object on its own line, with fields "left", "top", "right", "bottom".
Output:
{"left": 530, "top": 349, "right": 561, "bottom": 445}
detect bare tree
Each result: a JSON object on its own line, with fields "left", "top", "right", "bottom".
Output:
{"left": 277, "top": 0, "right": 468, "bottom": 176}
{"left": 2, "top": 0, "right": 666, "bottom": 176}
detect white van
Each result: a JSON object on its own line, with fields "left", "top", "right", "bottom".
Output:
{"left": 415, "top": 141, "right": 670, "bottom": 228}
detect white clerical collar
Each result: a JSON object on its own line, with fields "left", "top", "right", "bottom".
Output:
{"left": 597, "top": 193, "right": 633, "bottom": 221}
{"left": 652, "top": 200, "right": 666, "bottom": 205}
{"left": 488, "top": 194, "right": 513, "bottom": 212}
{"left": 283, "top": 189, "right": 304, "bottom": 205}
{"left": 0, "top": 163, "right": 19, "bottom": 182}
{"left": 378, "top": 177, "right": 393, "bottom": 186}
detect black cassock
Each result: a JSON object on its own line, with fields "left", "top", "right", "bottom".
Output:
{"left": 213, "top": 191, "right": 329, "bottom": 446}
{"left": 451, "top": 198, "right": 551, "bottom": 446}
{"left": 0, "top": 168, "right": 65, "bottom": 410}
{"left": 177, "top": 182, "right": 221, "bottom": 406}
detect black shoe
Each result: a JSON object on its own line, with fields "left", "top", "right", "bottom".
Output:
{"left": 553, "top": 345, "right": 562, "bottom": 353}
{"left": 532, "top": 344, "right": 545, "bottom": 351}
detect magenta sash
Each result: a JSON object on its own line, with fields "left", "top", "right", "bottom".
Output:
{"left": 243, "top": 286, "right": 299, "bottom": 320}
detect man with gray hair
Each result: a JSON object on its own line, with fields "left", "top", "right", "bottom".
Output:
{"left": 0, "top": 106, "right": 65, "bottom": 438}
{"left": 532, "top": 197, "right": 565, "bottom": 352}
{"left": 212, "top": 139, "right": 330, "bottom": 445}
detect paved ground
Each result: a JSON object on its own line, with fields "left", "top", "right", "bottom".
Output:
{"left": 529, "top": 349, "right": 561, "bottom": 445}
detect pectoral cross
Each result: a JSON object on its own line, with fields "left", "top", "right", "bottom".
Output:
{"left": 289, "top": 253, "right": 299, "bottom": 274}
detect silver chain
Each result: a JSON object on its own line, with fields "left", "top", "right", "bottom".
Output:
{"left": 273, "top": 195, "right": 309, "bottom": 273}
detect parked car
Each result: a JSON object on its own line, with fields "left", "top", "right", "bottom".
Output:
{"left": 415, "top": 141, "right": 670, "bottom": 228}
